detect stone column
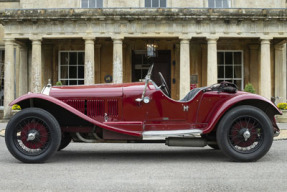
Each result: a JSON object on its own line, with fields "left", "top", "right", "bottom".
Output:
{"left": 207, "top": 37, "right": 218, "bottom": 86}
{"left": 84, "top": 37, "right": 95, "bottom": 85}
{"left": 31, "top": 38, "right": 42, "bottom": 93}
{"left": 113, "top": 38, "right": 123, "bottom": 84}
{"left": 19, "top": 46, "right": 28, "bottom": 96}
{"left": 260, "top": 38, "right": 272, "bottom": 100}
{"left": 3, "top": 39, "right": 15, "bottom": 119}
{"left": 275, "top": 44, "right": 286, "bottom": 103}
{"left": 179, "top": 38, "right": 191, "bottom": 99}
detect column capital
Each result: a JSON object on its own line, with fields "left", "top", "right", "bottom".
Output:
{"left": 179, "top": 38, "right": 191, "bottom": 44}
{"left": 83, "top": 36, "right": 96, "bottom": 41}
{"left": 30, "top": 38, "right": 42, "bottom": 45}
{"left": 260, "top": 37, "right": 272, "bottom": 44}
{"left": 179, "top": 35, "right": 192, "bottom": 41}
{"left": 3, "top": 38, "right": 15, "bottom": 43}
{"left": 112, "top": 37, "right": 124, "bottom": 44}
{"left": 206, "top": 36, "right": 219, "bottom": 43}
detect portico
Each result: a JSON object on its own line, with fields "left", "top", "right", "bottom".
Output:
{"left": 1, "top": 8, "right": 287, "bottom": 118}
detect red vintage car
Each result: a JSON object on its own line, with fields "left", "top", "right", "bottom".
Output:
{"left": 5, "top": 65, "right": 281, "bottom": 163}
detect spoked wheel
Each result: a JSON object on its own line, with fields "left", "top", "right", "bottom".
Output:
{"left": 217, "top": 106, "right": 273, "bottom": 162}
{"left": 5, "top": 108, "right": 61, "bottom": 163}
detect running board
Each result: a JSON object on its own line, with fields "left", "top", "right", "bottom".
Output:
{"left": 142, "top": 129, "right": 203, "bottom": 140}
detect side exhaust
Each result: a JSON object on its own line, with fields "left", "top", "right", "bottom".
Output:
{"left": 165, "top": 137, "right": 209, "bottom": 147}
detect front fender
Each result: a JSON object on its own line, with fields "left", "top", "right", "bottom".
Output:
{"left": 10, "top": 93, "right": 141, "bottom": 137}
{"left": 202, "top": 94, "right": 281, "bottom": 134}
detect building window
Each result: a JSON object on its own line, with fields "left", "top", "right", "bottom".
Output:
{"left": 145, "top": 0, "right": 166, "bottom": 8}
{"left": 217, "top": 51, "right": 244, "bottom": 89}
{"left": 59, "top": 51, "right": 85, "bottom": 85}
{"left": 81, "top": 0, "right": 103, "bottom": 8}
{"left": 208, "top": 0, "right": 231, "bottom": 8}
{"left": 0, "top": 49, "right": 4, "bottom": 107}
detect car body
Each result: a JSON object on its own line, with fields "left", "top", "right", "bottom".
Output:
{"left": 5, "top": 66, "right": 281, "bottom": 163}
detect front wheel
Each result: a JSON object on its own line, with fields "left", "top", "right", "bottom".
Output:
{"left": 5, "top": 108, "right": 61, "bottom": 163}
{"left": 216, "top": 106, "right": 273, "bottom": 162}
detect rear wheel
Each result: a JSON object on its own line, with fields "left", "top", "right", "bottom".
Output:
{"left": 216, "top": 105, "right": 273, "bottom": 162}
{"left": 5, "top": 108, "right": 61, "bottom": 163}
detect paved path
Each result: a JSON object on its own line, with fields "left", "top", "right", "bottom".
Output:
{"left": 0, "top": 137, "right": 286, "bottom": 192}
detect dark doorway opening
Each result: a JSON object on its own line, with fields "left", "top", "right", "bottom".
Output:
{"left": 132, "top": 50, "right": 171, "bottom": 92}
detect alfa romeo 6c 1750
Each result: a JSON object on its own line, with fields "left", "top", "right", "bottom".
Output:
{"left": 4, "top": 65, "right": 281, "bottom": 163}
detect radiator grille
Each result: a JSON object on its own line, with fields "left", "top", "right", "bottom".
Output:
{"left": 87, "top": 100, "right": 105, "bottom": 117}
{"left": 107, "top": 99, "right": 118, "bottom": 117}
{"left": 62, "top": 99, "right": 85, "bottom": 114}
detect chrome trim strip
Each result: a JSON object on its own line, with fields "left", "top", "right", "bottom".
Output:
{"left": 142, "top": 129, "right": 203, "bottom": 140}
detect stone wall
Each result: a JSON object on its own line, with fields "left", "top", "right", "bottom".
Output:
{"left": 10, "top": 0, "right": 287, "bottom": 9}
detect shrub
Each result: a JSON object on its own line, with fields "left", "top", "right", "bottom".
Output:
{"left": 12, "top": 104, "right": 21, "bottom": 110}
{"left": 56, "top": 81, "right": 62, "bottom": 86}
{"left": 244, "top": 83, "right": 256, "bottom": 94}
{"left": 277, "top": 103, "right": 287, "bottom": 110}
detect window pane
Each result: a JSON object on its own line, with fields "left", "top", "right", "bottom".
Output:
{"left": 216, "top": 0, "right": 222, "bottom": 8}
{"left": 152, "top": 0, "right": 159, "bottom": 7}
{"left": 217, "top": 52, "right": 224, "bottom": 64}
{"left": 145, "top": 0, "right": 151, "bottom": 7}
{"left": 208, "top": 0, "right": 214, "bottom": 8}
{"left": 61, "top": 66, "right": 69, "bottom": 79}
{"left": 78, "top": 80, "right": 84, "bottom": 85}
{"left": 69, "top": 67, "right": 77, "bottom": 78}
{"left": 78, "top": 52, "right": 85, "bottom": 65}
{"left": 61, "top": 52, "right": 69, "bottom": 65}
{"left": 90, "top": 0, "right": 96, "bottom": 8}
{"left": 234, "top": 52, "right": 242, "bottom": 64}
{"left": 82, "top": 0, "right": 89, "bottom": 8}
{"left": 225, "top": 66, "right": 233, "bottom": 78}
{"left": 70, "top": 80, "right": 77, "bottom": 85}
{"left": 160, "top": 0, "right": 166, "bottom": 7}
{"left": 218, "top": 66, "right": 224, "bottom": 78}
{"left": 225, "top": 52, "right": 233, "bottom": 64}
{"left": 78, "top": 66, "right": 84, "bottom": 78}
{"left": 69, "top": 52, "right": 77, "bottom": 65}
{"left": 97, "top": 0, "right": 103, "bottom": 8}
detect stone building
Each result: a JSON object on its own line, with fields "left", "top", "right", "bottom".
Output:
{"left": 0, "top": 0, "right": 287, "bottom": 118}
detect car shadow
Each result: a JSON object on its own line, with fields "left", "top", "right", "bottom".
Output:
{"left": 52, "top": 147, "right": 228, "bottom": 163}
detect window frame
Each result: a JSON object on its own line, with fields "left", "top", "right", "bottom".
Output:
{"left": 217, "top": 50, "right": 244, "bottom": 90}
{"left": 145, "top": 0, "right": 167, "bottom": 8}
{"left": 208, "top": 0, "right": 231, "bottom": 8}
{"left": 81, "top": 0, "right": 103, "bottom": 8}
{"left": 58, "top": 51, "right": 85, "bottom": 86}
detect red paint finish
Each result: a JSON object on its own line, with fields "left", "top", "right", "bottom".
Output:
{"left": 10, "top": 82, "right": 281, "bottom": 139}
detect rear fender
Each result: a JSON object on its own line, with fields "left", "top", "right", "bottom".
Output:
{"left": 10, "top": 93, "right": 141, "bottom": 137}
{"left": 202, "top": 94, "right": 281, "bottom": 134}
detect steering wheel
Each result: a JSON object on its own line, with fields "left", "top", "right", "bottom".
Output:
{"left": 158, "top": 72, "right": 170, "bottom": 97}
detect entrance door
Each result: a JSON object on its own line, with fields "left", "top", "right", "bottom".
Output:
{"left": 132, "top": 50, "right": 171, "bottom": 90}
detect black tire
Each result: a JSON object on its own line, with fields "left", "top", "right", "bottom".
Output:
{"left": 216, "top": 105, "right": 273, "bottom": 162}
{"left": 58, "top": 132, "right": 72, "bottom": 151}
{"left": 208, "top": 144, "right": 220, "bottom": 150}
{"left": 5, "top": 108, "right": 61, "bottom": 163}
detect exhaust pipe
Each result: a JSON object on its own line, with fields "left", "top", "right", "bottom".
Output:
{"left": 165, "top": 137, "right": 207, "bottom": 147}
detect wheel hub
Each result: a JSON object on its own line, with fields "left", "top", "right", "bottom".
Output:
{"left": 27, "top": 130, "right": 40, "bottom": 141}
{"left": 242, "top": 129, "right": 251, "bottom": 141}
